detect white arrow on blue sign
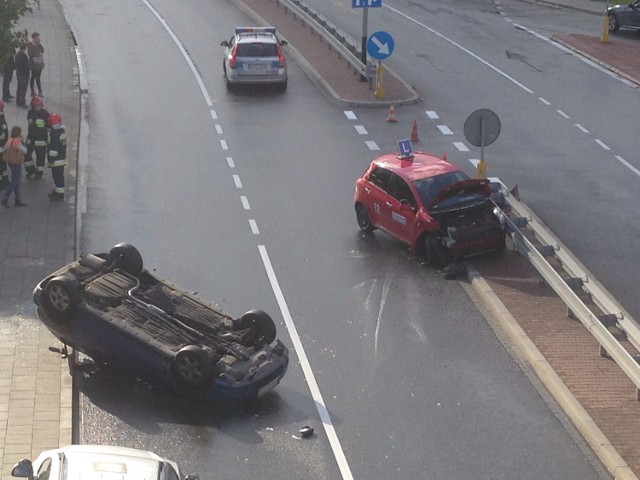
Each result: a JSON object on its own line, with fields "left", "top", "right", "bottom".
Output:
{"left": 352, "top": 0, "right": 382, "bottom": 7}
{"left": 367, "top": 31, "right": 394, "bottom": 60}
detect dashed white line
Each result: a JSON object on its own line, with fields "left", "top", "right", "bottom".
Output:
{"left": 426, "top": 110, "right": 439, "bottom": 119}
{"left": 240, "top": 196, "right": 250, "bottom": 210}
{"left": 556, "top": 110, "right": 570, "bottom": 119}
{"left": 344, "top": 110, "right": 357, "bottom": 120}
{"left": 575, "top": 124, "right": 589, "bottom": 134}
{"left": 210, "top": 110, "right": 218, "bottom": 121}
{"left": 258, "top": 245, "right": 354, "bottom": 480}
{"left": 595, "top": 139, "right": 610, "bottom": 150}
{"left": 249, "top": 219, "right": 260, "bottom": 235}
{"left": 616, "top": 155, "right": 640, "bottom": 177}
{"left": 232, "top": 174, "right": 242, "bottom": 188}
{"left": 538, "top": 97, "right": 551, "bottom": 106}
{"left": 366, "top": 141, "right": 380, "bottom": 151}
{"left": 226, "top": 157, "right": 235, "bottom": 168}
{"left": 453, "top": 142, "right": 469, "bottom": 152}
{"left": 220, "top": 140, "right": 228, "bottom": 150}
{"left": 469, "top": 158, "right": 480, "bottom": 167}
{"left": 437, "top": 125, "right": 453, "bottom": 135}
{"left": 215, "top": 124, "right": 223, "bottom": 134}
{"left": 355, "top": 125, "right": 368, "bottom": 135}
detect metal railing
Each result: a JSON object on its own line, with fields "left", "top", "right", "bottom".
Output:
{"left": 495, "top": 185, "right": 640, "bottom": 399}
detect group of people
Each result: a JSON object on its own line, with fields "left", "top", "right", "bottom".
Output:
{"left": 0, "top": 96, "right": 67, "bottom": 208}
{"left": 2, "top": 32, "right": 46, "bottom": 106}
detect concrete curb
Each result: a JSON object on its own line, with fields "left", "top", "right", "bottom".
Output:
{"left": 467, "top": 265, "right": 638, "bottom": 480}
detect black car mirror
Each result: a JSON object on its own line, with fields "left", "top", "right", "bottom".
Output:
{"left": 11, "top": 459, "right": 34, "bottom": 479}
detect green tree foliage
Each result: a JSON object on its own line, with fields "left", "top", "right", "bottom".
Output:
{"left": 0, "top": 0, "right": 33, "bottom": 64}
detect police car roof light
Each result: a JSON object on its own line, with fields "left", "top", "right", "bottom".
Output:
{"left": 235, "top": 27, "right": 277, "bottom": 35}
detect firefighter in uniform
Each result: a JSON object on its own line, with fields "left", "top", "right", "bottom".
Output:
{"left": 0, "top": 100, "right": 8, "bottom": 189}
{"left": 24, "top": 96, "right": 49, "bottom": 178}
{"left": 46, "top": 113, "right": 66, "bottom": 201}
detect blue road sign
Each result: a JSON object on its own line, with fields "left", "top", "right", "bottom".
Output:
{"left": 367, "top": 31, "right": 394, "bottom": 60}
{"left": 397, "top": 139, "right": 413, "bottom": 158}
{"left": 352, "top": 0, "right": 382, "bottom": 7}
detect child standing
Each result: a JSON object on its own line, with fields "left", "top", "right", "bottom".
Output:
{"left": 2, "top": 126, "right": 28, "bottom": 208}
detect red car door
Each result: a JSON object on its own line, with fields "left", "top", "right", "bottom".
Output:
{"left": 380, "top": 174, "right": 420, "bottom": 245}
{"left": 361, "top": 166, "right": 394, "bottom": 229}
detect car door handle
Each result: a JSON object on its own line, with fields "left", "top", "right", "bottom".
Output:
{"left": 385, "top": 202, "right": 393, "bottom": 207}
{"left": 364, "top": 187, "right": 371, "bottom": 194}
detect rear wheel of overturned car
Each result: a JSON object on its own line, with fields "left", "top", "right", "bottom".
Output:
{"left": 44, "top": 276, "right": 81, "bottom": 322}
{"left": 237, "top": 309, "right": 277, "bottom": 346}
{"left": 108, "top": 243, "right": 143, "bottom": 276}
{"left": 355, "top": 204, "right": 374, "bottom": 233}
{"left": 423, "top": 235, "right": 451, "bottom": 268}
{"left": 172, "top": 346, "right": 211, "bottom": 388}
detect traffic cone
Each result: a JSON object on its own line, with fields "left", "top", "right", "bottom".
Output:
{"left": 387, "top": 104, "right": 398, "bottom": 123}
{"left": 410, "top": 120, "right": 420, "bottom": 142}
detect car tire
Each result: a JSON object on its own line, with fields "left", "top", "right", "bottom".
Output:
{"left": 237, "top": 309, "right": 277, "bottom": 346}
{"left": 172, "top": 346, "right": 211, "bottom": 388}
{"left": 424, "top": 235, "right": 450, "bottom": 268}
{"left": 355, "top": 204, "right": 375, "bottom": 233}
{"left": 608, "top": 13, "right": 620, "bottom": 32}
{"left": 278, "top": 79, "right": 287, "bottom": 92}
{"left": 108, "top": 243, "right": 143, "bottom": 276}
{"left": 43, "top": 276, "right": 81, "bottom": 322}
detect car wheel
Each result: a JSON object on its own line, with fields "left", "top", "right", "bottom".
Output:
{"left": 108, "top": 243, "right": 143, "bottom": 276}
{"left": 423, "top": 235, "right": 451, "bottom": 268}
{"left": 355, "top": 204, "right": 374, "bottom": 233}
{"left": 44, "top": 276, "right": 81, "bottom": 322}
{"left": 278, "top": 79, "right": 287, "bottom": 92}
{"left": 608, "top": 13, "right": 620, "bottom": 32}
{"left": 172, "top": 346, "right": 211, "bottom": 388}
{"left": 237, "top": 309, "right": 277, "bottom": 346}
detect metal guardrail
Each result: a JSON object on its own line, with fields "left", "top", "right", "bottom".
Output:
{"left": 275, "top": 0, "right": 368, "bottom": 77}
{"left": 495, "top": 185, "right": 640, "bottom": 400}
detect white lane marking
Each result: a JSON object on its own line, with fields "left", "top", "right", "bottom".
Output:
{"left": 556, "top": 110, "right": 570, "bottom": 119}
{"left": 240, "top": 196, "right": 250, "bottom": 210}
{"left": 142, "top": 0, "right": 213, "bottom": 106}
{"left": 469, "top": 158, "right": 480, "bottom": 167}
{"left": 595, "top": 139, "right": 610, "bottom": 150}
{"left": 514, "top": 22, "right": 638, "bottom": 89}
{"left": 344, "top": 110, "right": 357, "bottom": 120}
{"left": 233, "top": 174, "right": 242, "bottom": 188}
{"left": 249, "top": 219, "right": 260, "bottom": 235}
{"left": 575, "top": 123, "right": 589, "bottom": 134}
{"left": 220, "top": 140, "right": 228, "bottom": 150}
{"left": 616, "top": 155, "right": 640, "bottom": 177}
{"left": 426, "top": 110, "right": 439, "bottom": 119}
{"left": 215, "top": 124, "right": 223, "bottom": 134}
{"left": 366, "top": 141, "right": 380, "bottom": 150}
{"left": 538, "top": 97, "right": 551, "bottom": 105}
{"left": 226, "top": 157, "right": 235, "bottom": 168}
{"left": 384, "top": 4, "right": 534, "bottom": 93}
{"left": 375, "top": 274, "right": 393, "bottom": 355}
{"left": 437, "top": 125, "right": 453, "bottom": 135}
{"left": 210, "top": 110, "right": 218, "bottom": 120}
{"left": 453, "top": 142, "right": 470, "bottom": 152}
{"left": 258, "top": 246, "right": 354, "bottom": 480}
{"left": 355, "top": 125, "right": 368, "bottom": 135}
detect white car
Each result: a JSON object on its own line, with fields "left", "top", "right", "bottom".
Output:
{"left": 11, "top": 445, "right": 199, "bottom": 480}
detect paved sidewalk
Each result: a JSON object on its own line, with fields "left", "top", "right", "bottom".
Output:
{"left": 0, "top": 0, "right": 639, "bottom": 479}
{"left": 0, "top": 0, "right": 78, "bottom": 477}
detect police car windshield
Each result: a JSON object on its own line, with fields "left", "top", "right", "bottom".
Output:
{"left": 413, "top": 170, "right": 469, "bottom": 207}
{"left": 236, "top": 43, "right": 278, "bottom": 57}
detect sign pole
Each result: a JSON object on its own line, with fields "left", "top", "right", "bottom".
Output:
{"left": 360, "top": 7, "right": 369, "bottom": 81}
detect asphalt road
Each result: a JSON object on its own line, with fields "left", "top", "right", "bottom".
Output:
{"left": 58, "top": 0, "right": 627, "bottom": 478}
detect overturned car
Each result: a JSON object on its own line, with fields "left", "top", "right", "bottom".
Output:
{"left": 33, "top": 243, "right": 289, "bottom": 400}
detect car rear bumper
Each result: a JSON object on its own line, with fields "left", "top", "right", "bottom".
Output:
{"left": 226, "top": 69, "right": 287, "bottom": 85}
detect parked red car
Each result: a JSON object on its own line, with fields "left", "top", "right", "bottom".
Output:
{"left": 354, "top": 151, "right": 505, "bottom": 266}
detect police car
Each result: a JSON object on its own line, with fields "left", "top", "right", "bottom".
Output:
{"left": 220, "top": 27, "right": 288, "bottom": 90}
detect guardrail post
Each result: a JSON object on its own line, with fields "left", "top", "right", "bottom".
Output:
{"left": 599, "top": 344, "right": 608, "bottom": 358}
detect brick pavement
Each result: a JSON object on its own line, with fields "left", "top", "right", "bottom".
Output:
{"left": 0, "top": 0, "right": 639, "bottom": 479}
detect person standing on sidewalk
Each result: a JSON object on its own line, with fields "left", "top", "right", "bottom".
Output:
{"left": 46, "top": 113, "right": 66, "bottom": 201}
{"left": 24, "top": 96, "right": 49, "bottom": 178}
{"left": 1, "top": 126, "right": 28, "bottom": 208}
{"left": 2, "top": 50, "right": 16, "bottom": 102}
{"left": 0, "top": 101, "right": 9, "bottom": 190}
{"left": 27, "top": 33, "right": 45, "bottom": 97}
{"left": 14, "top": 44, "right": 30, "bottom": 108}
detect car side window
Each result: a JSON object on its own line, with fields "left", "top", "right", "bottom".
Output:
{"left": 36, "top": 458, "right": 52, "bottom": 480}
{"left": 161, "top": 463, "right": 180, "bottom": 480}
{"left": 389, "top": 175, "right": 416, "bottom": 206}
{"left": 367, "top": 166, "right": 393, "bottom": 193}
